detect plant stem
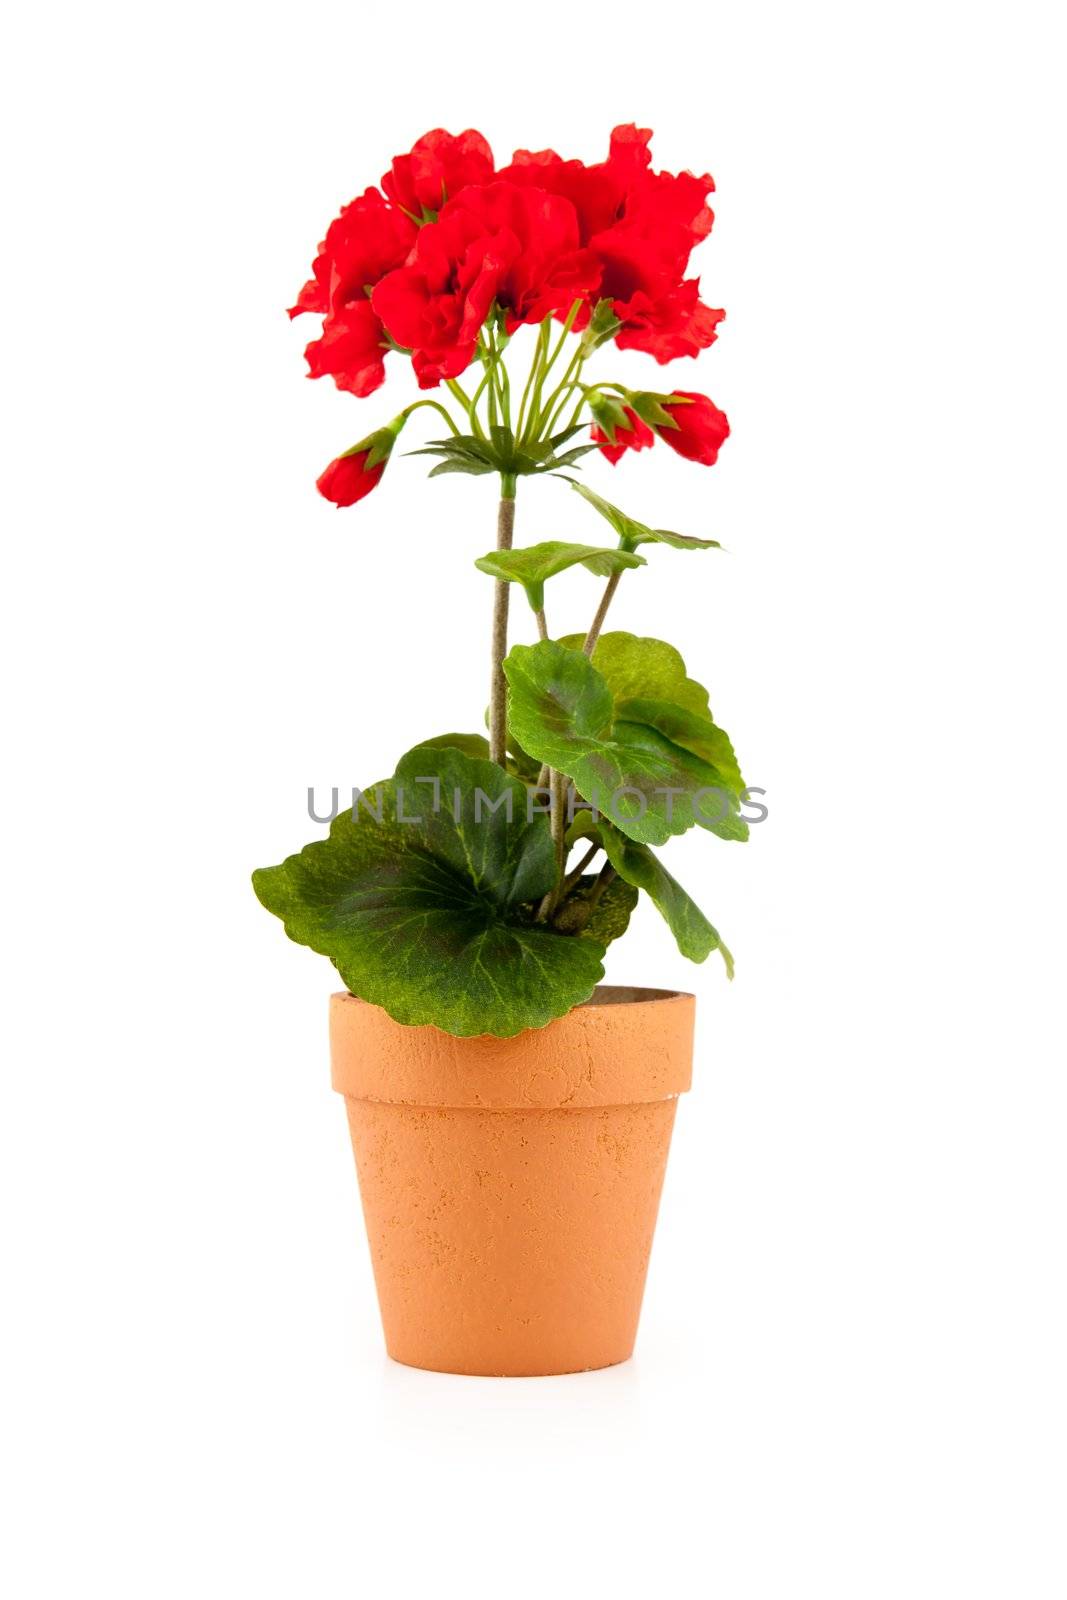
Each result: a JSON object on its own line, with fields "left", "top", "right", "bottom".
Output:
{"left": 535, "top": 769, "right": 568, "bottom": 920}
{"left": 564, "top": 387, "right": 588, "bottom": 431}
{"left": 488, "top": 490, "right": 516, "bottom": 766}
{"left": 536, "top": 347, "right": 585, "bottom": 439}
{"left": 552, "top": 770, "right": 567, "bottom": 876}
{"left": 525, "top": 303, "right": 581, "bottom": 441}
{"left": 583, "top": 568, "right": 624, "bottom": 656}
{"left": 559, "top": 841, "right": 601, "bottom": 898}
{"left": 404, "top": 398, "right": 461, "bottom": 435}
{"left": 585, "top": 863, "right": 617, "bottom": 909}
{"left": 535, "top": 608, "right": 549, "bottom": 640}
{"left": 446, "top": 377, "right": 485, "bottom": 439}
{"left": 543, "top": 376, "right": 586, "bottom": 438}
{"left": 516, "top": 321, "right": 550, "bottom": 440}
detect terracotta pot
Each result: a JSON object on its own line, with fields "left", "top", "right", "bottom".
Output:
{"left": 330, "top": 985, "right": 694, "bottom": 1377}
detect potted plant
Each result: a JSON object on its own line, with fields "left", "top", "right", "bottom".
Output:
{"left": 254, "top": 123, "right": 751, "bottom": 1377}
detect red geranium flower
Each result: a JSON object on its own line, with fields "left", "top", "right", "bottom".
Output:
{"left": 658, "top": 391, "right": 731, "bottom": 465}
{"left": 289, "top": 188, "right": 415, "bottom": 320}
{"left": 591, "top": 406, "right": 655, "bottom": 465}
{"left": 500, "top": 125, "right": 721, "bottom": 359}
{"left": 301, "top": 300, "right": 392, "bottom": 399}
{"left": 372, "top": 181, "right": 599, "bottom": 387}
{"left": 289, "top": 187, "right": 416, "bottom": 397}
{"left": 316, "top": 448, "right": 385, "bottom": 506}
{"left": 370, "top": 205, "right": 503, "bottom": 387}
{"left": 381, "top": 128, "right": 495, "bottom": 220}
{"left": 445, "top": 184, "right": 599, "bottom": 330}
{"left": 614, "top": 284, "right": 725, "bottom": 363}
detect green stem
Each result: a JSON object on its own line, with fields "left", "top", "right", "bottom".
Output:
{"left": 403, "top": 398, "right": 461, "bottom": 436}
{"left": 559, "top": 841, "right": 601, "bottom": 899}
{"left": 468, "top": 363, "right": 494, "bottom": 418}
{"left": 543, "top": 374, "right": 586, "bottom": 439}
{"left": 541, "top": 301, "right": 582, "bottom": 384}
{"left": 584, "top": 863, "right": 617, "bottom": 910}
{"left": 534, "top": 349, "right": 586, "bottom": 441}
{"left": 488, "top": 491, "right": 516, "bottom": 766}
{"left": 583, "top": 563, "right": 625, "bottom": 656}
{"left": 516, "top": 320, "right": 551, "bottom": 441}
{"left": 497, "top": 352, "right": 512, "bottom": 430}
{"left": 525, "top": 303, "right": 581, "bottom": 441}
{"left": 564, "top": 388, "right": 588, "bottom": 430}
{"left": 535, "top": 769, "right": 568, "bottom": 920}
{"left": 446, "top": 377, "right": 485, "bottom": 439}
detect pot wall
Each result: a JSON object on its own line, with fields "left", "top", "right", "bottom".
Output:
{"left": 331, "top": 986, "right": 694, "bottom": 1377}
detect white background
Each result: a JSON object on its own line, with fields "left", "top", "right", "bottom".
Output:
{"left": 3, "top": 1, "right": 1065, "bottom": 1594}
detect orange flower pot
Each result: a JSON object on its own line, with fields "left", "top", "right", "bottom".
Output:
{"left": 330, "top": 985, "right": 694, "bottom": 1377}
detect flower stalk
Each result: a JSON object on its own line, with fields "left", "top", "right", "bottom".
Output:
{"left": 488, "top": 490, "right": 516, "bottom": 766}
{"left": 267, "top": 122, "right": 743, "bottom": 1038}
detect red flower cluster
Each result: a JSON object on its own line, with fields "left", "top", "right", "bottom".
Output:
{"left": 290, "top": 124, "right": 724, "bottom": 396}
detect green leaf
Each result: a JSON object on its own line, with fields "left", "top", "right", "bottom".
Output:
{"left": 408, "top": 434, "right": 497, "bottom": 463}
{"left": 588, "top": 392, "right": 632, "bottom": 445}
{"left": 409, "top": 429, "right": 594, "bottom": 481}
{"left": 555, "top": 631, "right": 712, "bottom": 718}
{"left": 580, "top": 298, "right": 623, "bottom": 355}
{"left": 593, "top": 821, "right": 733, "bottom": 973}
{"left": 522, "top": 427, "right": 597, "bottom": 474}
{"left": 613, "top": 699, "right": 744, "bottom": 795}
{"left": 628, "top": 391, "right": 680, "bottom": 430}
{"left": 474, "top": 540, "right": 646, "bottom": 612}
{"left": 542, "top": 445, "right": 597, "bottom": 470}
{"left": 413, "top": 732, "right": 492, "bottom": 760}
{"left": 556, "top": 636, "right": 744, "bottom": 796}
{"left": 409, "top": 432, "right": 515, "bottom": 479}
{"left": 557, "top": 632, "right": 746, "bottom": 819}
{"left": 636, "top": 525, "right": 722, "bottom": 551}
{"left": 428, "top": 458, "right": 496, "bottom": 478}
{"left": 503, "top": 641, "right": 747, "bottom": 846}
{"left": 566, "top": 479, "right": 721, "bottom": 551}
{"left": 506, "top": 733, "right": 542, "bottom": 784}
{"left": 547, "top": 424, "right": 586, "bottom": 451}
{"left": 252, "top": 746, "right": 605, "bottom": 1038}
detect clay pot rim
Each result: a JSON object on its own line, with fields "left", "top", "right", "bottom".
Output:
{"left": 332, "top": 984, "right": 694, "bottom": 1017}
{"left": 330, "top": 987, "right": 695, "bottom": 1109}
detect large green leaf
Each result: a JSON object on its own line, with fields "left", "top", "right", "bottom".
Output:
{"left": 566, "top": 479, "right": 721, "bottom": 551}
{"left": 554, "top": 633, "right": 744, "bottom": 796}
{"left": 475, "top": 541, "right": 646, "bottom": 612}
{"left": 503, "top": 641, "right": 747, "bottom": 847}
{"left": 555, "top": 631, "right": 713, "bottom": 718}
{"left": 564, "top": 812, "right": 733, "bottom": 974}
{"left": 594, "top": 821, "right": 733, "bottom": 974}
{"left": 415, "top": 732, "right": 492, "bottom": 759}
{"left": 613, "top": 699, "right": 744, "bottom": 795}
{"left": 252, "top": 746, "right": 605, "bottom": 1037}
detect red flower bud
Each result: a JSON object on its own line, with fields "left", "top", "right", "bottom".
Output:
{"left": 591, "top": 405, "right": 654, "bottom": 465}
{"left": 316, "top": 418, "right": 404, "bottom": 507}
{"left": 659, "top": 391, "right": 730, "bottom": 466}
{"left": 316, "top": 449, "right": 385, "bottom": 507}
